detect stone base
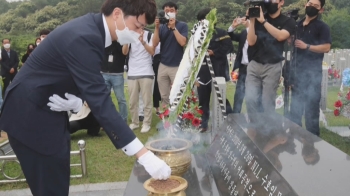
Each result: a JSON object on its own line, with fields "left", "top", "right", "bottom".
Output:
{"left": 326, "top": 126, "right": 350, "bottom": 137}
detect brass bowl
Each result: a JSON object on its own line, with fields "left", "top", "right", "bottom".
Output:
{"left": 145, "top": 138, "right": 192, "bottom": 176}
{"left": 144, "top": 175, "right": 188, "bottom": 196}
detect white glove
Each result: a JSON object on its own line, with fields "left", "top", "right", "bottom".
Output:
{"left": 47, "top": 93, "right": 83, "bottom": 113}
{"left": 138, "top": 151, "right": 171, "bottom": 180}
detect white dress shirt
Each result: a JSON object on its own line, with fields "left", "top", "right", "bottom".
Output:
{"left": 228, "top": 26, "right": 249, "bottom": 65}
{"left": 102, "top": 15, "right": 144, "bottom": 156}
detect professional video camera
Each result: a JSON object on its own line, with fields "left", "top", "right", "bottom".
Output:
{"left": 282, "top": 8, "right": 300, "bottom": 117}
{"left": 284, "top": 8, "right": 300, "bottom": 21}
{"left": 157, "top": 10, "right": 169, "bottom": 24}
{"left": 244, "top": 0, "right": 272, "bottom": 18}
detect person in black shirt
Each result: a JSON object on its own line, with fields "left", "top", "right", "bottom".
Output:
{"left": 21, "top": 44, "right": 35, "bottom": 65}
{"left": 101, "top": 41, "right": 129, "bottom": 122}
{"left": 290, "top": 0, "right": 331, "bottom": 136}
{"left": 246, "top": 0, "right": 295, "bottom": 119}
{"left": 196, "top": 8, "right": 234, "bottom": 132}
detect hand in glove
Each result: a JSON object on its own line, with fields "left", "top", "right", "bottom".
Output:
{"left": 138, "top": 150, "right": 171, "bottom": 180}
{"left": 47, "top": 93, "right": 83, "bottom": 113}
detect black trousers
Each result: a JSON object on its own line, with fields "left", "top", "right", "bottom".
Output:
{"left": 2, "top": 72, "right": 16, "bottom": 97}
{"left": 197, "top": 82, "right": 232, "bottom": 128}
{"left": 152, "top": 54, "right": 161, "bottom": 108}
{"left": 69, "top": 112, "right": 100, "bottom": 136}
{"left": 290, "top": 71, "right": 322, "bottom": 136}
{"left": 8, "top": 134, "right": 70, "bottom": 196}
{"left": 232, "top": 65, "right": 247, "bottom": 113}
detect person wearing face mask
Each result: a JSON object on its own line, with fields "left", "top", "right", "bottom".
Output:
{"left": 0, "top": 0, "right": 171, "bottom": 195}
{"left": 39, "top": 29, "right": 51, "bottom": 42}
{"left": 21, "top": 44, "right": 35, "bottom": 65}
{"left": 153, "top": 1, "right": 188, "bottom": 109}
{"left": 289, "top": 0, "right": 331, "bottom": 137}
{"left": 245, "top": 0, "right": 296, "bottom": 121}
{"left": 0, "top": 38, "right": 19, "bottom": 97}
{"left": 34, "top": 37, "right": 41, "bottom": 48}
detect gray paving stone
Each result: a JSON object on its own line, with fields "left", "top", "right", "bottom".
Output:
{"left": 0, "top": 181, "right": 127, "bottom": 196}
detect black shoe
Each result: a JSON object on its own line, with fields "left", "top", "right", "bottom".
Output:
{"left": 139, "top": 116, "right": 144, "bottom": 122}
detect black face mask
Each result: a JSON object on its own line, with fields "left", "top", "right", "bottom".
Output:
{"left": 266, "top": 3, "right": 279, "bottom": 15}
{"left": 305, "top": 6, "right": 319, "bottom": 17}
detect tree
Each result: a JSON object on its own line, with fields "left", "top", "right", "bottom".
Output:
{"left": 322, "top": 8, "right": 350, "bottom": 49}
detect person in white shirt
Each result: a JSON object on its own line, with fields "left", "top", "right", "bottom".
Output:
{"left": 127, "top": 30, "right": 155, "bottom": 133}
{"left": 228, "top": 17, "right": 252, "bottom": 113}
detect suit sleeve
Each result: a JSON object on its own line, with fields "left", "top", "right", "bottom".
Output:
{"left": 228, "top": 31, "right": 241, "bottom": 42}
{"left": 13, "top": 52, "right": 19, "bottom": 70}
{"left": 63, "top": 35, "right": 137, "bottom": 151}
{"left": 213, "top": 31, "right": 233, "bottom": 57}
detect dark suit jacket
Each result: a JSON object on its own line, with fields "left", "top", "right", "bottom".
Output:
{"left": 0, "top": 13, "right": 136, "bottom": 155}
{"left": 0, "top": 49, "right": 19, "bottom": 77}
{"left": 207, "top": 27, "right": 233, "bottom": 79}
{"left": 228, "top": 29, "right": 247, "bottom": 71}
{"left": 198, "top": 28, "right": 233, "bottom": 84}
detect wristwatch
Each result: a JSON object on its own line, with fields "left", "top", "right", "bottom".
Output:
{"left": 170, "top": 27, "right": 176, "bottom": 31}
{"left": 262, "top": 19, "right": 267, "bottom": 25}
{"left": 306, "top": 44, "right": 310, "bottom": 50}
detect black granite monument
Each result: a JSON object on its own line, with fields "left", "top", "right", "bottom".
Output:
{"left": 124, "top": 113, "right": 350, "bottom": 196}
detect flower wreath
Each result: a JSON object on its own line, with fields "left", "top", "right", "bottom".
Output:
{"left": 334, "top": 68, "right": 350, "bottom": 117}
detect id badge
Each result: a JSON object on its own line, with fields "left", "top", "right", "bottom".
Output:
{"left": 108, "top": 55, "right": 113, "bottom": 62}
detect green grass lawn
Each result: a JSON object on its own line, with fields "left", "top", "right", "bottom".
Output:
{"left": 1, "top": 84, "right": 349, "bottom": 190}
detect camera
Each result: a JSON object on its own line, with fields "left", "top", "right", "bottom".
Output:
{"left": 285, "top": 8, "right": 300, "bottom": 21}
{"left": 245, "top": 0, "right": 271, "bottom": 18}
{"left": 157, "top": 10, "right": 169, "bottom": 24}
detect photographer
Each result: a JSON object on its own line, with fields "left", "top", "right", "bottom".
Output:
{"left": 290, "top": 0, "right": 331, "bottom": 136}
{"left": 246, "top": 0, "right": 295, "bottom": 117}
{"left": 153, "top": 2, "right": 188, "bottom": 108}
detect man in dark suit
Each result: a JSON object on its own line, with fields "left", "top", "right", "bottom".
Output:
{"left": 0, "top": 38, "right": 19, "bottom": 97}
{"left": 228, "top": 17, "right": 250, "bottom": 113}
{"left": 196, "top": 8, "right": 234, "bottom": 132}
{"left": 0, "top": 0, "right": 170, "bottom": 195}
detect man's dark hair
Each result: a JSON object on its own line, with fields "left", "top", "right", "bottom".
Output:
{"left": 197, "top": 8, "right": 211, "bottom": 21}
{"left": 39, "top": 29, "right": 51, "bottom": 36}
{"left": 319, "top": 0, "right": 325, "bottom": 8}
{"left": 2, "top": 38, "right": 10, "bottom": 43}
{"left": 100, "top": 0, "right": 157, "bottom": 25}
{"left": 162, "top": 2, "right": 178, "bottom": 10}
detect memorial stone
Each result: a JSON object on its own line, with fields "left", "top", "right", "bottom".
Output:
{"left": 325, "top": 53, "right": 332, "bottom": 67}
{"left": 206, "top": 113, "right": 350, "bottom": 196}
{"left": 339, "top": 57, "right": 346, "bottom": 74}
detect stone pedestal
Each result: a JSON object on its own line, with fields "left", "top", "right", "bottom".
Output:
{"left": 320, "top": 65, "right": 328, "bottom": 111}
{"left": 210, "top": 77, "right": 226, "bottom": 142}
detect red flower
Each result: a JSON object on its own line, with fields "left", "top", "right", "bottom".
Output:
{"left": 192, "top": 96, "right": 197, "bottom": 103}
{"left": 346, "top": 92, "right": 350, "bottom": 100}
{"left": 328, "top": 69, "right": 332, "bottom": 75}
{"left": 163, "top": 109, "right": 170, "bottom": 116}
{"left": 334, "top": 109, "right": 340, "bottom": 116}
{"left": 196, "top": 109, "right": 203, "bottom": 115}
{"left": 334, "top": 100, "right": 343, "bottom": 108}
{"left": 183, "top": 112, "right": 194, "bottom": 120}
{"left": 192, "top": 118, "right": 201, "bottom": 127}
{"left": 182, "top": 113, "right": 189, "bottom": 119}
